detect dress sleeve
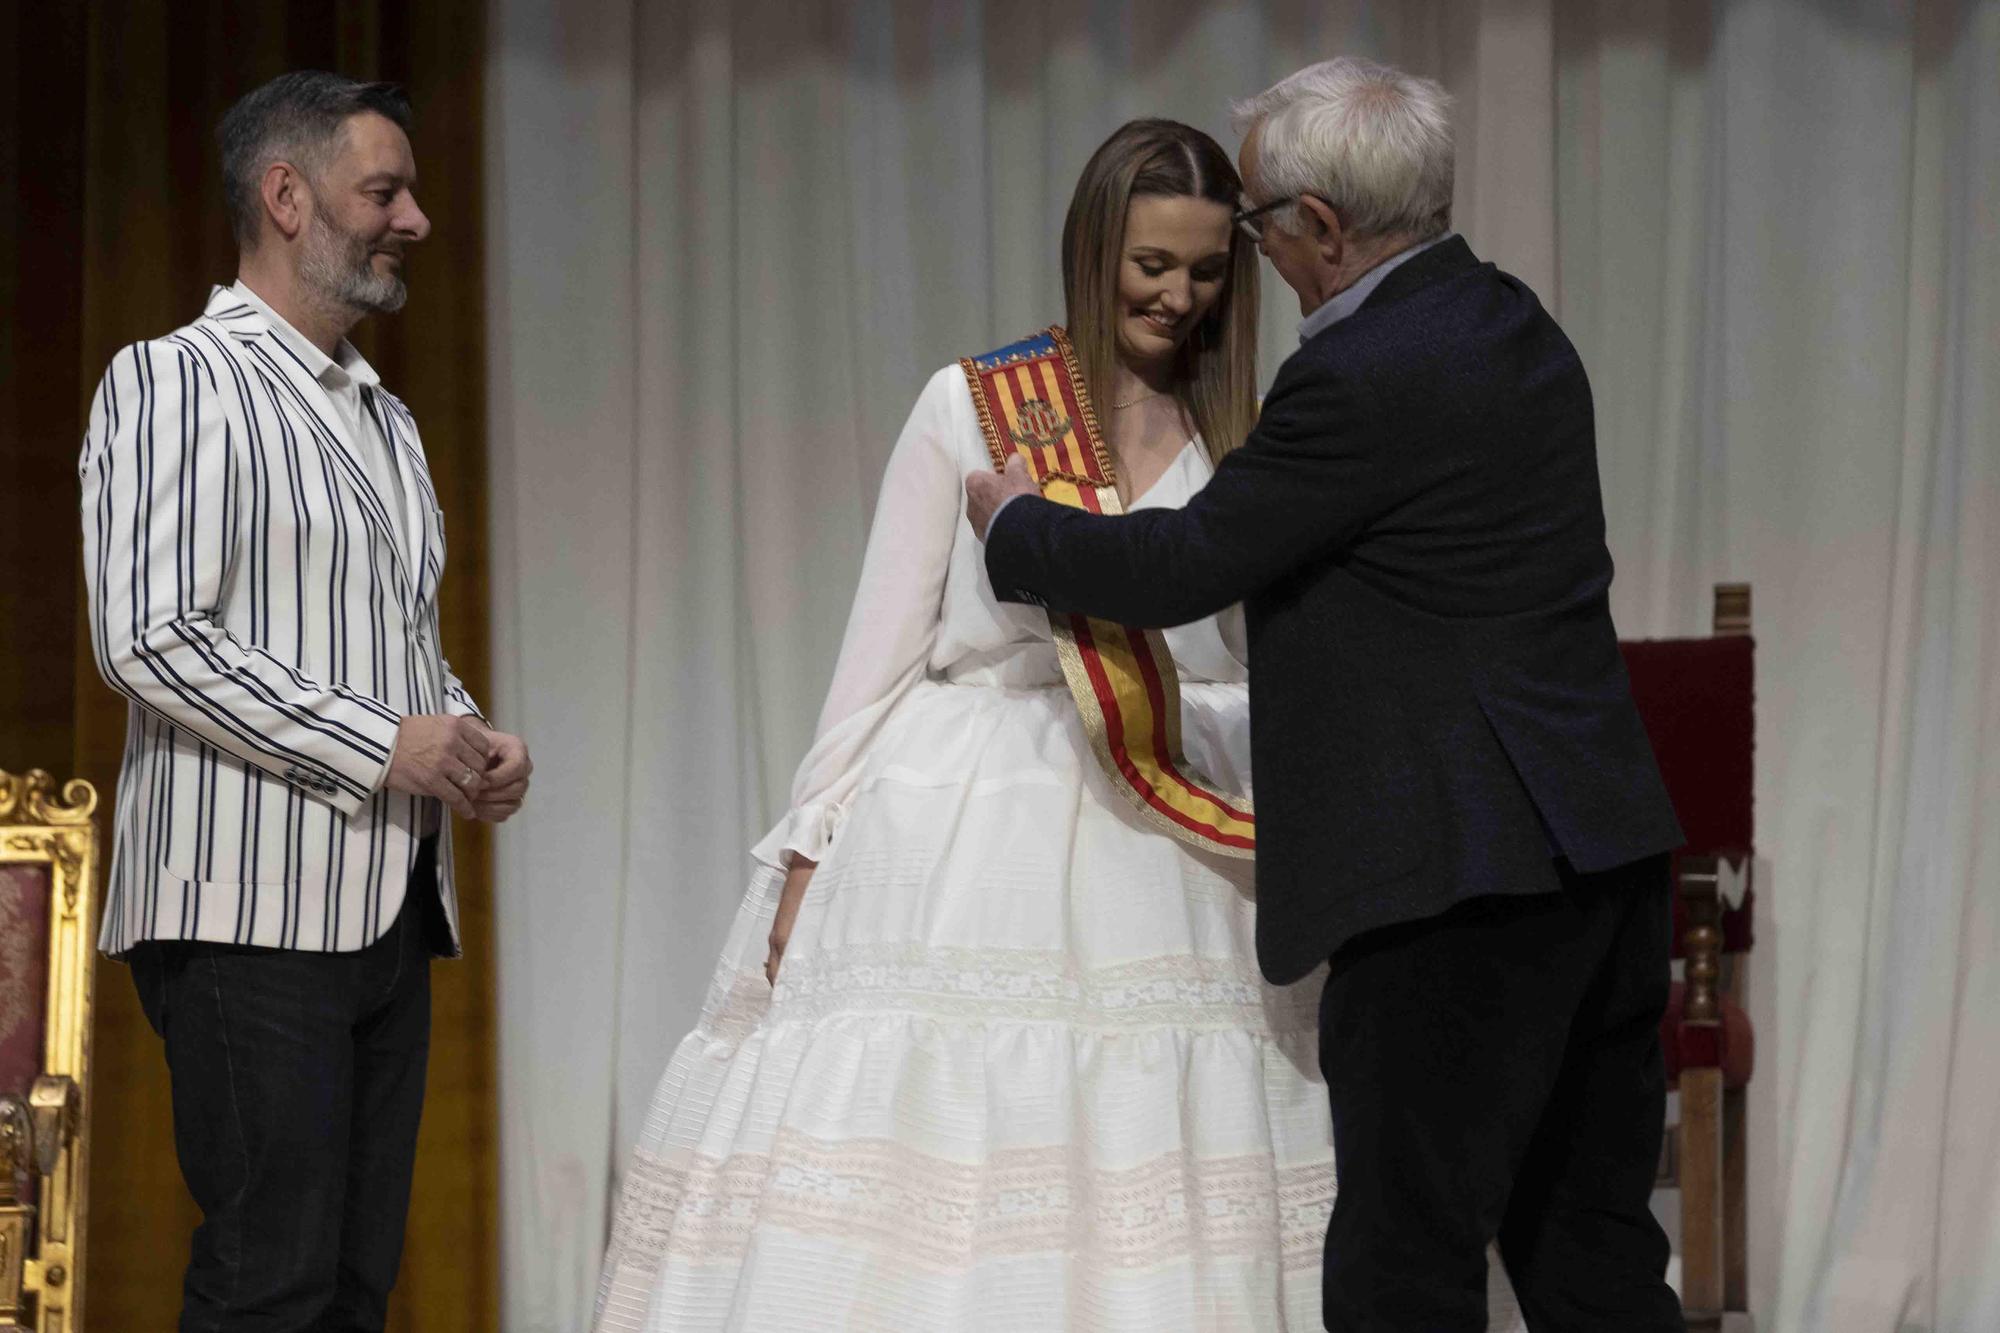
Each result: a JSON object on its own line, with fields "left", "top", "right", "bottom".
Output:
{"left": 752, "top": 367, "right": 967, "bottom": 868}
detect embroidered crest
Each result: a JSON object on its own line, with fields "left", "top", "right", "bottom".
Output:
{"left": 1008, "top": 397, "right": 1073, "bottom": 453}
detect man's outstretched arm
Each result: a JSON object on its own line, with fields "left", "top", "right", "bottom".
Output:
{"left": 972, "top": 368, "right": 1391, "bottom": 627}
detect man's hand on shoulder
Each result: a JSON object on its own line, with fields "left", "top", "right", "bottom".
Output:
{"left": 964, "top": 452, "right": 1037, "bottom": 544}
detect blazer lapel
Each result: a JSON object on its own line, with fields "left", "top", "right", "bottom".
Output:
{"left": 363, "top": 386, "right": 443, "bottom": 612}
{"left": 207, "top": 288, "right": 420, "bottom": 611}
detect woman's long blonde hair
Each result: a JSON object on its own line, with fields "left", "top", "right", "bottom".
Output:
{"left": 1061, "top": 119, "right": 1260, "bottom": 467}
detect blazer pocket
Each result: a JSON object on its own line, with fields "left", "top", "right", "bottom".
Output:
{"left": 157, "top": 734, "right": 312, "bottom": 886}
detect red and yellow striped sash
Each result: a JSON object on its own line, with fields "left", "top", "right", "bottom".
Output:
{"left": 960, "top": 327, "right": 1255, "bottom": 858}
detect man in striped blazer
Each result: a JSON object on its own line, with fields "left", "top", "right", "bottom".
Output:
{"left": 79, "top": 71, "right": 529, "bottom": 1330}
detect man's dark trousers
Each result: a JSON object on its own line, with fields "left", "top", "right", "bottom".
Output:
{"left": 1318, "top": 855, "right": 1682, "bottom": 1331}
{"left": 130, "top": 839, "right": 443, "bottom": 1332}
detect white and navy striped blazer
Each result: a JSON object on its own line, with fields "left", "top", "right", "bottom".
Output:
{"left": 80, "top": 285, "right": 481, "bottom": 956}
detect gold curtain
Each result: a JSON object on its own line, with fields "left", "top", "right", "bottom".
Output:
{"left": 0, "top": 4, "right": 498, "bottom": 1328}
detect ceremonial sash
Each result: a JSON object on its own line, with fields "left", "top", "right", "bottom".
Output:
{"left": 960, "top": 326, "right": 1255, "bottom": 858}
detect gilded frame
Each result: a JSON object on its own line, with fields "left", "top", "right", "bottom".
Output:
{"left": 0, "top": 771, "right": 98, "bottom": 1333}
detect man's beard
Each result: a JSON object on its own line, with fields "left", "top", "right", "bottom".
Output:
{"left": 298, "top": 209, "right": 407, "bottom": 315}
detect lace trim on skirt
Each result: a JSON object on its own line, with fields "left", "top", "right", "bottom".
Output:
{"left": 604, "top": 1132, "right": 1333, "bottom": 1278}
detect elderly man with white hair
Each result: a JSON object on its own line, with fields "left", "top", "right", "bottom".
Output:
{"left": 969, "top": 58, "right": 1686, "bottom": 1330}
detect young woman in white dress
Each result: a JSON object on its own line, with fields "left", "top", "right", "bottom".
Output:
{"left": 593, "top": 119, "right": 1524, "bottom": 1332}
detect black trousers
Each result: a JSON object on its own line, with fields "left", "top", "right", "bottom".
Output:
{"left": 129, "top": 841, "right": 440, "bottom": 1333}
{"left": 1318, "top": 854, "right": 1682, "bottom": 1331}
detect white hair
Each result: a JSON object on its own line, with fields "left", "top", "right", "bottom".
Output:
{"left": 1231, "top": 58, "right": 1454, "bottom": 241}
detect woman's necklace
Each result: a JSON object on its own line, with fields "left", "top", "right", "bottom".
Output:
{"left": 1112, "top": 389, "right": 1165, "bottom": 410}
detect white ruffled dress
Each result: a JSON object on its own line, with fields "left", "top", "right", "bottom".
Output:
{"left": 593, "top": 366, "right": 1524, "bottom": 1331}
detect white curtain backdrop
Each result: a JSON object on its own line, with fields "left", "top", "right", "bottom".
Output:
{"left": 484, "top": 2, "right": 1999, "bottom": 1329}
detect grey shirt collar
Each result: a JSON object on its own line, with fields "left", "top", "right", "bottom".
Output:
{"left": 1297, "top": 233, "right": 1453, "bottom": 344}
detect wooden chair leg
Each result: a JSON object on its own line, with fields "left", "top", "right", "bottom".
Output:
{"left": 1724, "top": 1085, "right": 1748, "bottom": 1313}
{"left": 1680, "top": 1066, "right": 1725, "bottom": 1318}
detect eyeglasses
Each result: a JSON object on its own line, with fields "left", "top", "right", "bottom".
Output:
{"left": 1232, "top": 196, "right": 1297, "bottom": 242}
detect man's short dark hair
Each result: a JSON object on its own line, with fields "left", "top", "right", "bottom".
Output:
{"left": 217, "top": 71, "right": 413, "bottom": 249}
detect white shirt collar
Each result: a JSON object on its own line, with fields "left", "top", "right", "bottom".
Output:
{"left": 1297, "top": 233, "right": 1453, "bottom": 344}
{"left": 230, "top": 279, "right": 381, "bottom": 391}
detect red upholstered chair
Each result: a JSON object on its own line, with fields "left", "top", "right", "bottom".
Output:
{"left": 1619, "top": 585, "right": 1756, "bottom": 1331}
{"left": 0, "top": 770, "right": 99, "bottom": 1332}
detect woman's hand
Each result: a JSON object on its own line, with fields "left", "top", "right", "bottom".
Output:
{"left": 765, "top": 855, "right": 817, "bottom": 986}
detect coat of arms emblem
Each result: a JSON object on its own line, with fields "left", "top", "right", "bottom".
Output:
{"left": 1009, "top": 397, "right": 1072, "bottom": 452}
